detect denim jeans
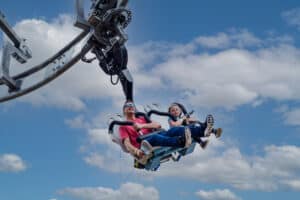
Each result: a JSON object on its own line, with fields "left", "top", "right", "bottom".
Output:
{"left": 144, "top": 126, "right": 205, "bottom": 147}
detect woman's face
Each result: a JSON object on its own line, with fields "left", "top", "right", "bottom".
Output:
{"left": 169, "top": 105, "right": 181, "bottom": 117}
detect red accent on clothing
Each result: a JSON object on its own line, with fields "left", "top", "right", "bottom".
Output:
{"left": 119, "top": 117, "right": 152, "bottom": 148}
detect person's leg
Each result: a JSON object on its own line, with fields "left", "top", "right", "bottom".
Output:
{"left": 159, "top": 127, "right": 185, "bottom": 137}
{"left": 189, "top": 121, "right": 222, "bottom": 139}
{"left": 160, "top": 125, "right": 207, "bottom": 140}
{"left": 158, "top": 127, "right": 192, "bottom": 148}
{"left": 192, "top": 133, "right": 209, "bottom": 149}
{"left": 144, "top": 133, "right": 183, "bottom": 147}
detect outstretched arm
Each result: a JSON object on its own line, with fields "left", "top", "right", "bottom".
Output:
{"left": 134, "top": 121, "right": 161, "bottom": 130}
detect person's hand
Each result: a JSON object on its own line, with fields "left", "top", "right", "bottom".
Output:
{"left": 187, "top": 117, "right": 197, "bottom": 124}
{"left": 133, "top": 123, "right": 143, "bottom": 131}
{"left": 134, "top": 148, "right": 144, "bottom": 159}
{"left": 182, "top": 116, "right": 189, "bottom": 125}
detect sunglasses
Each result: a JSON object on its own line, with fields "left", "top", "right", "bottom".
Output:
{"left": 123, "top": 102, "right": 135, "bottom": 108}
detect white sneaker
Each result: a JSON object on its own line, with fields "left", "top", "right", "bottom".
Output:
{"left": 141, "top": 140, "right": 153, "bottom": 155}
{"left": 204, "top": 114, "right": 214, "bottom": 137}
{"left": 184, "top": 127, "right": 192, "bottom": 148}
{"left": 171, "top": 152, "right": 180, "bottom": 161}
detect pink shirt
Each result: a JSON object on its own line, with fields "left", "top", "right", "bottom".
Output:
{"left": 119, "top": 117, "right": 152, "bottom": 148}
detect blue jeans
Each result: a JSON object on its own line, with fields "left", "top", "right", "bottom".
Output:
{"left": 144, "top": 126, "right": 205, "bottom": 147}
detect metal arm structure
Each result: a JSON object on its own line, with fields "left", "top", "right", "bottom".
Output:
{"left": 0, "top": 0, "right": 133, "bottom": 103}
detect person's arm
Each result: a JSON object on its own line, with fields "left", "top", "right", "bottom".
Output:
{"left": 187, "top": 117, "right": 197, "bottom": 123}
{"left": 169, "top": 119, "right": 183, "bottom": 127}
{"left": 123, "top": 137, "right": 143, "bottom": 158}
{"left": 134, "top": 121, "right": 161, "bottom": 130}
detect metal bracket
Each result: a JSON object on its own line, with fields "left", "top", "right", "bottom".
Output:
{"left": 74, "top": 0, "right": 91, "bottom": 31}
{"left": 0, "top": 12, "right": 32, "bottom": 93}
{"left": 1, "top": 42, "right": 28, "bottom": 92}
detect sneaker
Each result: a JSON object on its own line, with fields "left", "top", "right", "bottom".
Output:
{"left": 214, "top": 128, "right": 222, "bottom": 138}
{"left": 204, "top": 114, "right": 214, "bottom": 137}
{"left": 141, "top": 140, "right": 153, "bottom": 155}
{"left": 184, "top": 127, "right": 192, "bottom": 148}
{"left": 200, "top": 140, "right": 209, "bottom": 149}
{"left": 171, "top": 152, "right": 181, "bottom": 161}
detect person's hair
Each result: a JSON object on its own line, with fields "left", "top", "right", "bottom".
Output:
{"left": 168, "top": 103, "right": 181, "bottom": 114}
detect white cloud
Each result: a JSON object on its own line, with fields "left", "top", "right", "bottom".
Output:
{"left": 80, "top": 127, "right": 300, "bottom": 192}
{"left": 196, "top": 189, "right": 241, "bottom": 200}
{"left": 81, "top": 126, "right": 133, "bottom": 173}
{"left": 0, "top": 154, "right": 27, "bottom": 172}
{"left": 76, "top": 108, "right": 300, "bottom": 192}
{"left": 281, "top": 180, "right": 300, "bottom": 190}
{"left": 282, "top": 8, "right": 300, "bottom": 30}
{"left": 152, "top": 141, "right": 300, "bottom": 192}
{"left": 65, "top": 115, "right": 90, "bottom": 129}
{"left": 153, "top": 42, "right": 300, "bottom": 109}
{"left": 88, "top": 128, "right": 111, "bottom": 145}
{"left": 196, "top": 29, "right": 261, "bottom": 49}
{"left": 58, "top": 182, "right": 159, "bottom": 200}
{"left": 83, "top": 132, "right": 132, "bottom": 173}
{"left": 9, "top": 15, "right": 121, "bottom": 110}
{"left": 5, "top": 16, "right": 300, "bottom": 112}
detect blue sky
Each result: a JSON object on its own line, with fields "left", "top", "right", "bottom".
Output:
{"left": 1, "top": 1, "right": 300, "bottom": 200}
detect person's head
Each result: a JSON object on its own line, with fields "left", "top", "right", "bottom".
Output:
{"left": 168, "top": 103, "right": 182, "bottom": 117}
{"left": 123, "top": 101, "right": 136, "bottom": 118}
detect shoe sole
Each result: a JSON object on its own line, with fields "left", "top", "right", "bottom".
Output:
{"left": 204, "top": 114, "right": 214, "bottom": 137}
{"left": 141, "top": 140, "right": 153, "bottom": 155}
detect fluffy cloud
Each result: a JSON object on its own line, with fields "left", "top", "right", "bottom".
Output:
{"left": 82, "top": 127, "right": 133, "bottom": 173}
{"left": 75, "top": 106, "right": 300, "bottom": 192}
{"left": 153, "top": 141, "right": 300, "bottom": 192}
{"left": 83, "top": 131, "right": 300, "bottom": 192}
{"left": 11, "top": 15, "right": 123, "bottom": 110}
{"left": 0, "top": 153, "right": 27, "bottom": 172}
{"left": 65, "top": 115, "right": 90, "bottom": 129}
{"left": 274, "top": 106, "right": 300, "bottom": 126}
{"left": 153, "top": 42, "right": 300, "bottom": 109}
{"left": 282, "top": 8, "right": 300, "bottom": 30}
{"left": 4, "top": 16, "right": 300, "bottom": 111}
{"left": 84, "top": 153, "right": 120, "bottom": 172}
{"left": 58, "top": 182, "right": 159, "bottom": 200}
{"left": 196, "top": 29, "right": 261, "bottom": 49}
{"left": 3, "top": 15, "right": 161, "bottom": 110}
{"left": 195, "top": 189, "right": 241, "bottom": 200}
